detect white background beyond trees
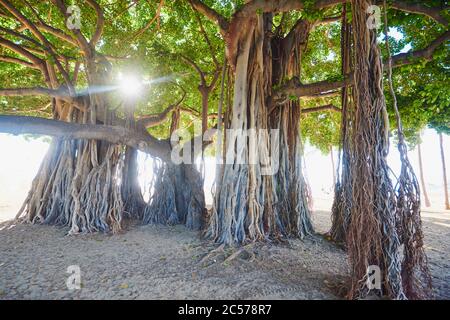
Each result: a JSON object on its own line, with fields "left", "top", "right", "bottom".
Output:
{"left": 0, "top": 129, "right": 448, "bottom": 222}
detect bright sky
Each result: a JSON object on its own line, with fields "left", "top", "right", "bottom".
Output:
{"left": 0, "top": 129, "right": 448, "bottom": 222}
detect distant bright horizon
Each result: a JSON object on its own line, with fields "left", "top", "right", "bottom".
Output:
{"left": 0, "top": 129, "right": 449, "bottom": 222}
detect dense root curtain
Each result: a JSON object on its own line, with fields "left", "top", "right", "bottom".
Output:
{"left": 122, "top": 147, "right": 146, "bottom": 219}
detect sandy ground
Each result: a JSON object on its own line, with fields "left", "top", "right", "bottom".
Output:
{"left": 0, "top": 210, "right": 448, "bottom": 300}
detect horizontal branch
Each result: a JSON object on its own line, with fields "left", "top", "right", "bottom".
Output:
{"left": 0, "top": 55, "right": 37, "bottom": 69}
{"left": 0, "top": 87, "right": 70, "bottom": 99}
{"left": 275, "top": 29, "right": 449, "bottom": 100}
{"left": 390, "top": 30, "right": 450, "bottom": 67}
{"left": 0, "top": 115, "right": 171, "bottom": 160}
{"left": 236, "top": 0, "right": 448, "bottom": 26}
{"left": 385, "top": 0, "right": 449, "bottom": 26}
{"left": 138, "top": 104, "right": 177, "bottom": 128}
{"left": 179, "top": 105, "right": 218, "bottom": 119}
{"left": 275, "top": 75, "right": 353, "bottom": 100}
{"left": 302, "top": 104, "right": 341, "bottom": 113}
{"left": 303, "top": 91, "right": 340, "bottom": 101}
{"left": 138, "top": 89, "right": 186, "bottom": 128}
{"left": 313, "top": 16, "right": 341, "bottom": 27}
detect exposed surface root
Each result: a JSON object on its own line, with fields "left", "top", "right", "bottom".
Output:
{"left": 199, "top": 243, "right": 256, "bottom": 267}
{"left": 199, "top": 244, "right": 225, "bottom": 265}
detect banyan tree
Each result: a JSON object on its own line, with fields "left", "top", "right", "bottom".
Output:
{"left": 0, "top": 0, "right": 448, "bottom": 300}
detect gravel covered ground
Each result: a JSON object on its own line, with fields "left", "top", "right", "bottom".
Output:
{"left": 0, "top": 210, "right": 448, "bottom": 300}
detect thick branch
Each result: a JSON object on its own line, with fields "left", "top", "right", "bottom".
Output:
{"left": 191, "top": 5, "right": 220, "bottom": 68}
{"left": 180, "top": 54, "right": 206, "bottom": 84}
{"left": 302, "top": 104, "right": 341, "bottom": 113}
{"left": 179, "top": 105, "right": 218, "bottom": 119}
{"left": 189, "top": 0, "right": 229, "bottom": 36}
{"left": 235, "top": 0, "right": 344, "bottom": 18}
{"left": 20, "top": 0, "right": 78, "bottom": 46}
{"left": 0, "top": 115, "right": 171, "bottom": 160}
{"left": 386, "top": 0, "right": 449, "bottom": 26}
{"left": 86, "top": 0, "right": 105, "bottom": 46}
{"left": 303, "top": 91, "right": 340, "bottom": 101}
{"left": 0, "top": 87, "right": 70, "bottom": 99}
{"left": 138, "top": 105, "right": 177, "bottom": 128}
{"left": 276, "top": 29, "right": 449, "bottom": 100}
{"left": 35, "top": 22, "right": 78, "bottom": 46}
{"left": 0, "top": 26, "right": 43, "bottom": 48}
{"left": 50, "top": 0, "right": 91, "bottom": 55}
{"left": 133, "top": 0, "right": 164, "bottom": 40}
{"left": 390, "top": 30, "right": 450, "bottom": 67}
{"left": 0, "top": 37, "right": 43, "bottom": 65}
{"left": 275, "top": 75, "right": 354, "bottom": 100}
{"left": 0, "top": 55, "right": 38, "bottom": 69}
{"left": 313, "top": 16, "right": 341, "bottom": 27}
{"left": 0, "top": 0, "right": 73, "bottom": 89}
{"left": 138, "top": 88, "right": 186, "bottom": 128}
{"left": 235, "top": 0, "right": 447, "bottom": 26}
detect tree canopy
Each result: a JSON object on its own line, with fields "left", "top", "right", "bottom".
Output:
{"left": 0, "top": 0, "right": 448, "bottom": 150}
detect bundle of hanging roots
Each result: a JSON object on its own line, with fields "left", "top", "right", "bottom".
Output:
{"left": 344, "top": 0, "right": 431, "bottom": 300}
{"left": 381, "top": 0, "right": 432, "bottom": 299}
{"left": 330, "top": 6, "right": 354, "bottom": 245}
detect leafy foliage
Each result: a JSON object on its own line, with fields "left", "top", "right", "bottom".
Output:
{"left": 0, "top": 0, "right": 448, "bottom": 148}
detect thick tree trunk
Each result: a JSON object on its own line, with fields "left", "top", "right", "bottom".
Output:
{"left": 141, "top": 107, "right": 206, "bottom": 231}
{"left": 16, "top": 59, "right": 127, "bottom": 234}
{"left": 270, "top": 18, "right": 314, "bottom": 239}
{"left": 439, "top": 133, "right": 450, "bottom": 210}
{"left": 344, "top": 0, "right": 431, "bottom": 300}
{"left": 205, "top": 14, "right": 313, "bottom": 244}
{"left": 417, "top": 143, "right": 431, "bottom": 207}
{"left": 142, "top": 161, "right": 206, "bottom": 230}
{"left": 206, "top": 15, "right": 276, "bottom": 244}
